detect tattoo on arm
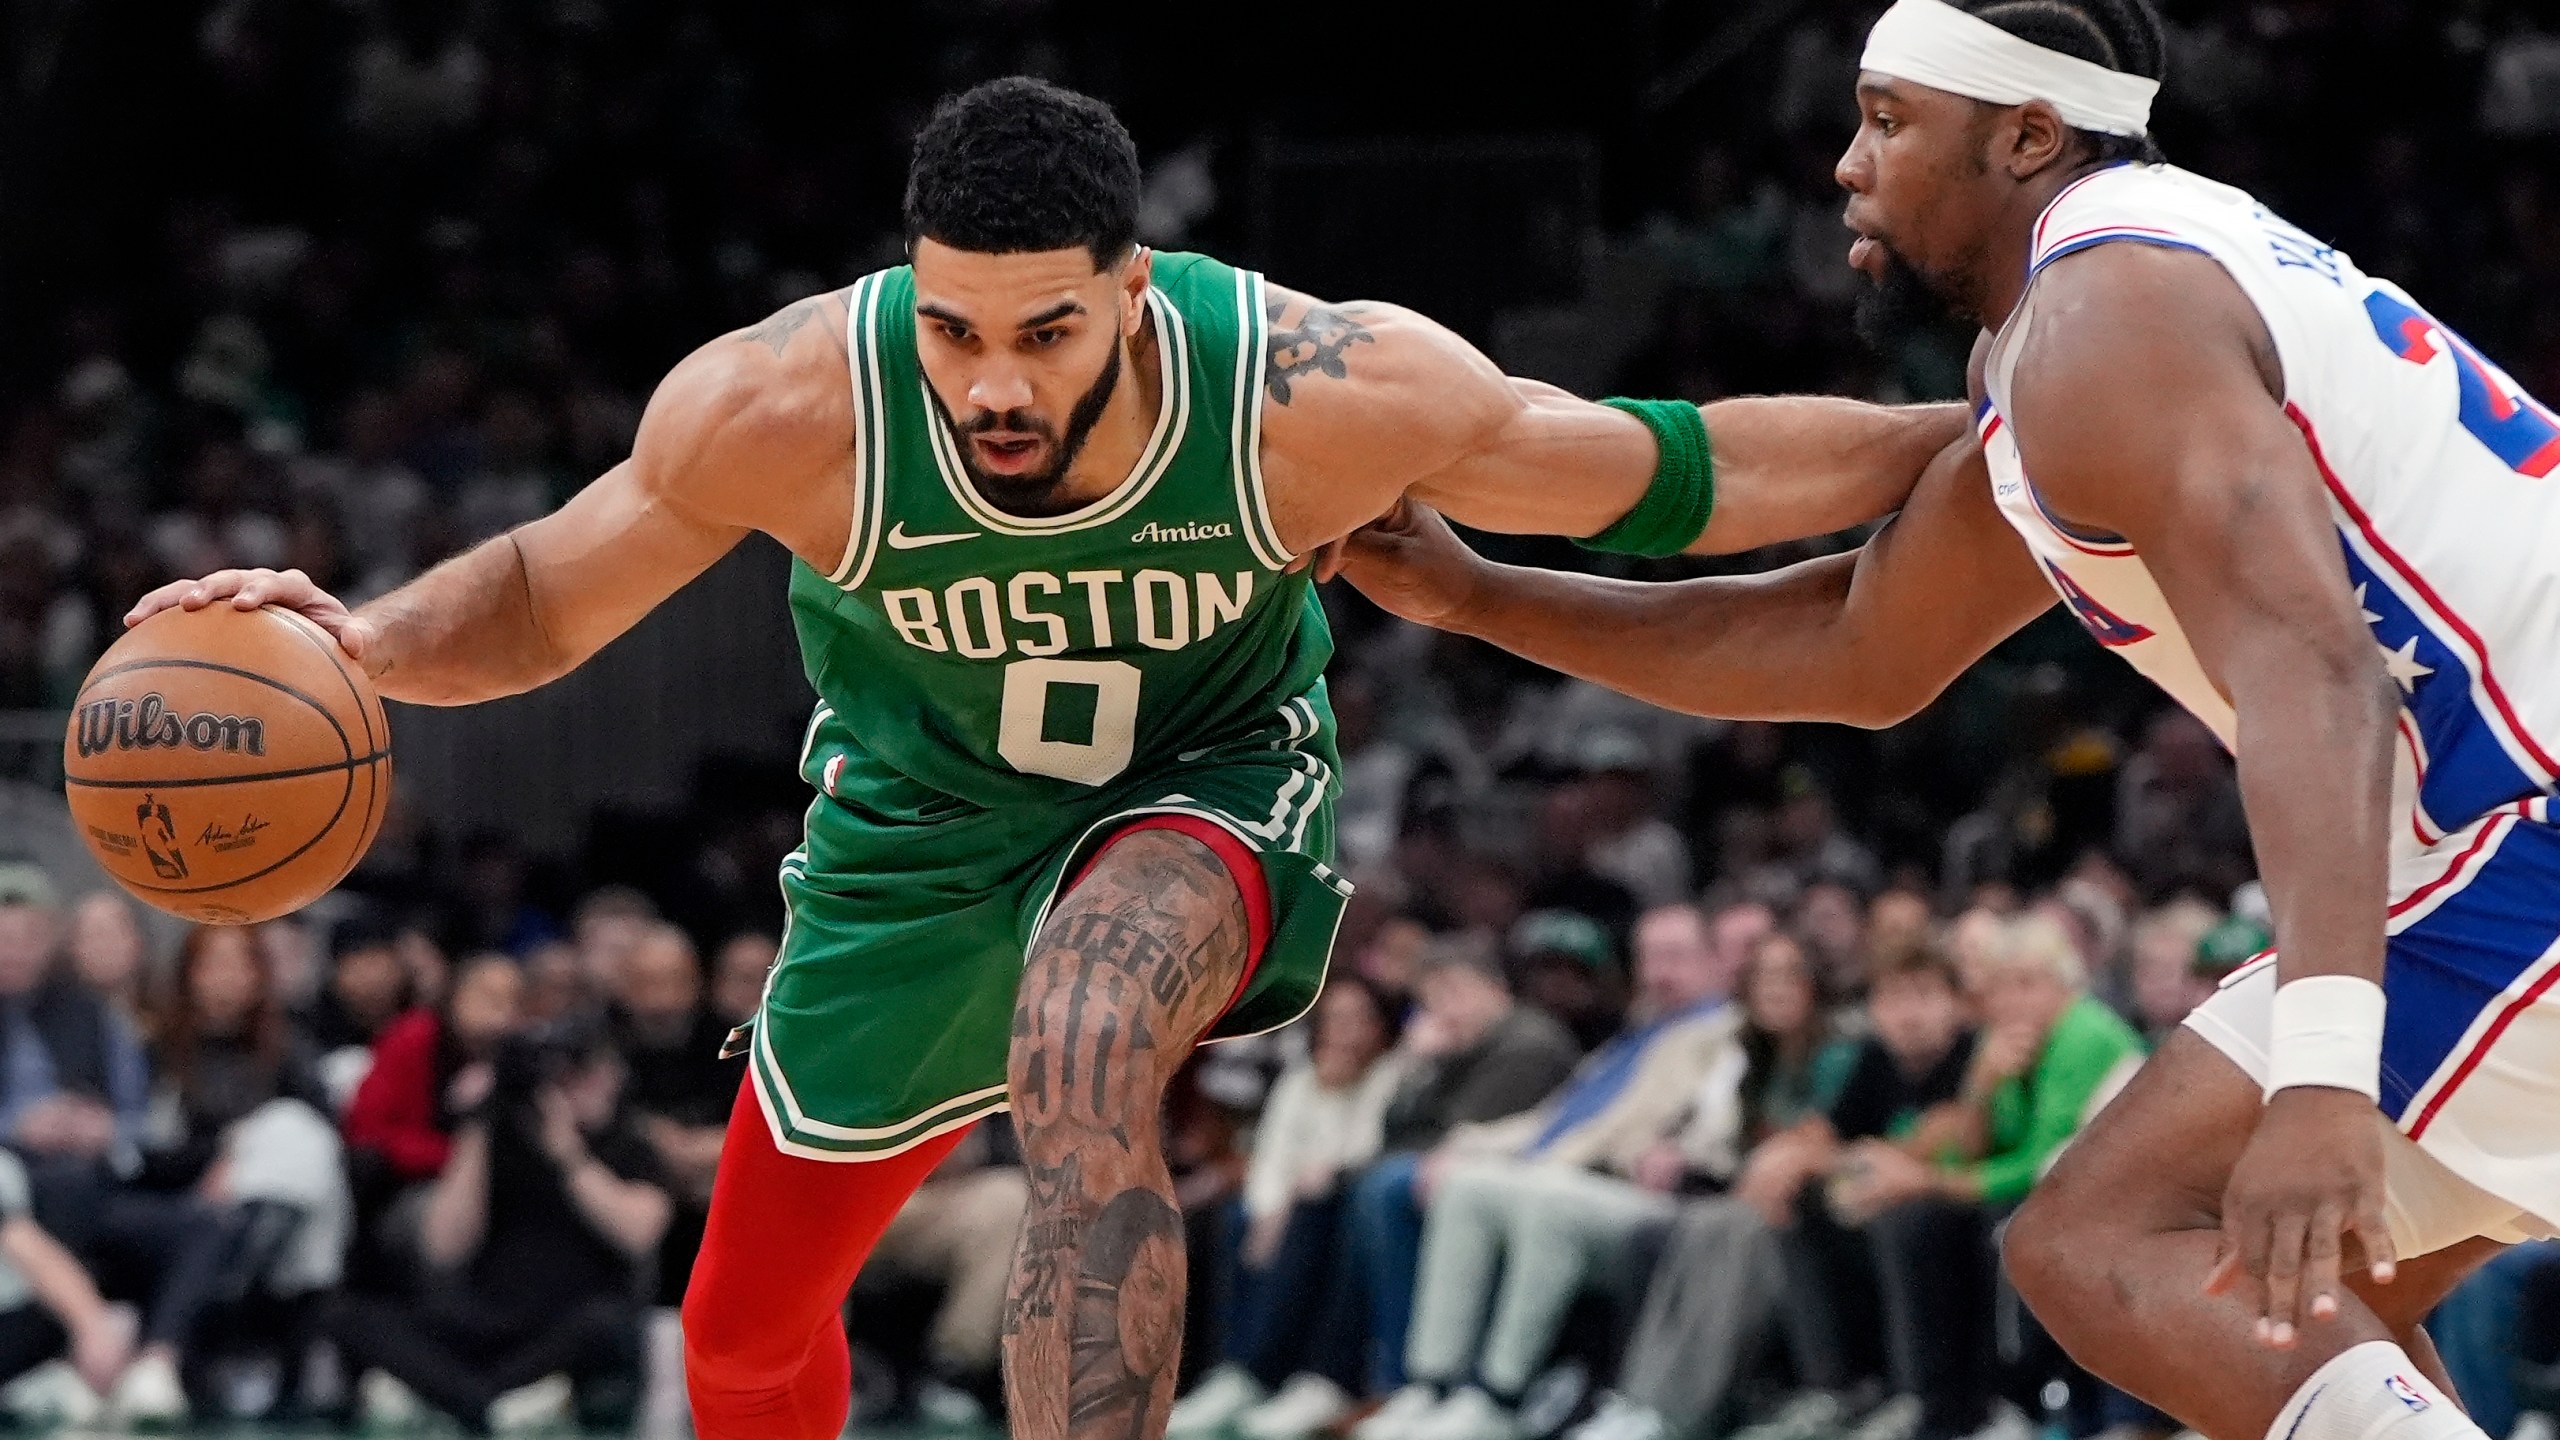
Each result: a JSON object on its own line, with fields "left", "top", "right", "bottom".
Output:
{"left": 1265, "top": 299, "right": 1376, "bottom": 404}
{"left": 738, "top": 288, "right": 852, "bottom": 357}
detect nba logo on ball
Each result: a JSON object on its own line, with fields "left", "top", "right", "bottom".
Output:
{"left": 64, "top": 605, "right": 391, "bottom": 925}
{"left": 2385, "top": 1376, "right": 2432, "bottom": 1412}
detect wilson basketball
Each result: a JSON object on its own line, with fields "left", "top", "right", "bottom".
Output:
{"left": 62, "top": 604, "right": 393, "bottom": 925}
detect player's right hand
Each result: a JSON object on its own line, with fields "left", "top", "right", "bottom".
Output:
{"left": 1333, "top": 499, "right": 1485, "bottom": 630}
{"left": 125, "top": 568, "right": 380, "bottom": 669}
{"left": 2204, "top": 1084, "right": 2396, "bottom": 1349}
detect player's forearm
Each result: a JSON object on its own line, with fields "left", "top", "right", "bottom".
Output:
{"left": 356, "top": 533, "right": 569, "bottom": 706}
{"left": 2227, "top": 638, "right": 2397, "bottom": 988}
{"left": 1443, "top": 552, "right": 1915, "bottom": 727}
{"left": 1691, "top": 398, "right": 1970, "bottom": 555}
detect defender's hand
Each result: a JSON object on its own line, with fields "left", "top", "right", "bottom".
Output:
{"left": 125, "top": 568, "right": 379, "bottom": 669}
{"left": 1334, "top": 500, "right": 1485, "bottom": 630}
{"left": 2205, "top": 1085, "right": 2395, "bottom": 1348}
{"left": 1286, "top": 535, "right": 1353, "bottom": 584}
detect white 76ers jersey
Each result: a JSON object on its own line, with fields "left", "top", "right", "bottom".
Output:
{"left": 1980, "top": 163, "right": 2560, "bottom": 852}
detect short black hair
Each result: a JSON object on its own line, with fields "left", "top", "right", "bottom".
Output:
{"left": 1969, "top": 0, "right": 2169, "bottom": 166}
{"left": 903, "top": 77, "right": 1142, "bottom": 269}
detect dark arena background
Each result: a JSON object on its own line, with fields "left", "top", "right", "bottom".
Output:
{"left": 1, "top": 1, "right": 2558, "bottom": 1436}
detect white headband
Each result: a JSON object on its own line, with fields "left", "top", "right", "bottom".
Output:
{"left": 1859, "top": 0, "right": 2159, "bottom": 138}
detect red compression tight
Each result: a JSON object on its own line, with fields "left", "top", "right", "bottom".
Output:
{"left": 681, "top": 1080, "right": 969, "bottom": 1440}
{"left": 682, "top": 812, "right": 1271, "bottom": 1438}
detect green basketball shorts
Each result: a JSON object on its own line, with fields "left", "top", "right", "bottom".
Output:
{"left": 737, "top": 740, "right": 1351, "bottom": 1161}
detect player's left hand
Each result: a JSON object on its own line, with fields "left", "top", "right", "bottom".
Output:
{"left": 2205, "top": 1085, "right": 2396, "bottom": 1348}
{"left": 1288, "top": 534, "right": 1353, "bottom": 583}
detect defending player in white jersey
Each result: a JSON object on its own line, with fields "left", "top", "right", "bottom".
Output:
{"left": 1335, "top": 3, "right": 2560, "bottom": 1440}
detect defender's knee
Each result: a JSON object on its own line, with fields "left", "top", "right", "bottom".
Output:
{"left": 2003, "top": 1184, "right": 2098, "bottom": 1323}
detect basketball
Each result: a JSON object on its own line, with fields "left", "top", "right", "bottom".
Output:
{"left": 61, "top": 604, "right": 393, "bottom": 925}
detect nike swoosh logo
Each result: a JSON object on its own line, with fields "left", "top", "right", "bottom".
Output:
{"left": 885, "top": 523, "right": 980, "bottom": 550}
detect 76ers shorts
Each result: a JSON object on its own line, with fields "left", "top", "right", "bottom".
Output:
{"left": 2186, "top": 798, "right": 2560, "bottom": 1257}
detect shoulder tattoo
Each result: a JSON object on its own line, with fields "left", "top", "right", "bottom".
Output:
{"left": 1265, "top": 299, "right": 1376, "bottom": 405}
{"left": 740, "top": 288, "right": 853, "bottom": 357}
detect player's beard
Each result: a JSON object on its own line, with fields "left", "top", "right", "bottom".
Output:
{"left": 932, "top": 341, "right": 1124, "bottom": 517}
{"left": 1853, "top": 239, "right": 1961, "bottom": 349}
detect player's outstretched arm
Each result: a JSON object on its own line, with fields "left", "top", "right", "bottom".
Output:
{"left": 1337, "top": 432, "right": 2052, "bottom": 726}
{"left": 1251, "top": 283, "right": 1964, "bottom": 557}
{"left": 126, "top": 297, "right": 853, "bottom": 706}
{"left": 2006, "top": 241, "right": 2401, "bottom": 1340}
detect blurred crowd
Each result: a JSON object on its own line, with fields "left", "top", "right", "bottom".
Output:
{"left": 2, "top": 0, "right": 2560, "bottom": 1436}
{"left": 5, "top": 0, "right": 2560, "bottom": 714}
{"left": 6, "top": 829, "right": 2560, "bottom": 1439}
{"left": 0, "top": 863, "right": 776, "bottom": 1430}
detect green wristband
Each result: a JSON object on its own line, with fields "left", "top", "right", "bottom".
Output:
{"left": 1576, "top": 398, "right": 1716, "bottom": 558}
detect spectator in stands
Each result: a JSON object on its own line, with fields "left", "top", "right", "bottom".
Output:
{"left": 607, "top": 923, "right": 731, "bottom": 1306}
{"left": 304, "top": 916, "right": 415, "bottom": 1109}
{"left": 2124, "top": 898, "right": 2221, "bottom": 1043}
{"left": 139, "top": 924, "right": 348, "bottom": 1414}
{"left": 1709, "top": 900, "right": 1779, "bottom": 989}
{"left": 140, "top": 925, "right": 329, "bottom": 1183}
{"left": 328, "top": 1015, "right": 670, "bottom": 1432}
{"left": 1769, "top": 772, "right": 1882, "bottom": 897}
{"left": 572, "top": 888, "right": 659, "bottom": 999}
{"left": 446, "top": 830, "right": 557, "bottom": 958}
{"left": 0, "top": 875, "right": 216, "bottom": 1424}
{"left": 1558, "top": 729, "right": 1695, "bottom": 911}
{"left": 2191, "top": 912, "right": 2271, "bottom": 987}
{"left": 709, "top": 932, "right": 776, "bottom": 1034}
{"left": 0, "top": 1147, "right": 136, "bottom": 1423}
{"left": 1508, "top": 908, "right": 1627, "bottom": 1052}
{"left": 64, "top": 892, "right": 147, "bottom": 1029}
{"left": 1865, "top": 890, "right": 1935, "bottom": 961}
{"left": 395, "top": 921, "right": 451, "bottom": 1011}
{"left": 341, "top": 952, "right": 523, "bottom": 1282}
{"left": 519, "top": 940, "right": 590, "bottom": 1026}
{"left": 1489, "top": 928, "right": 1860, "bottom": 1440}
{"left": 1791, "top": 881, "right": 1869, "bottom": 1004}
{"left": 256, "top": 913, "right": 327, "bottom": 1022}
{"left": 0, "top": 871, "right": 149, "bottom": 1158}
{"left": 2113, "top": 711, "right": 2252, "bottom": 902}
{"left": 1352, "top": 912, "right": 1432, "bottom": 1017}
{"left": 1345, "top": 934, "right": 1581, "bottom": 1398}
{"left": 1173, "top": 976, "right": 1409, "bottom": 1440}
{"left": 1358, "top": 903, "right": 1743, "bottom": 1440}
{"left": 2429, "top": 1240, "right": 2560, "bottom": 1440}
{"left": 1824, "top": 915, "right": 2144, "bottom": 1440}
{"left": 1581, "top": 941, "right": 1977, "bottom": 1440}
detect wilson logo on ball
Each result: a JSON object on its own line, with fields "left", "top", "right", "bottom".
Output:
{"left": 73, "top": 694, "right": 267, "bottom": 759}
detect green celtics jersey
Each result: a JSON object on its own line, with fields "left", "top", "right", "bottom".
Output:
{"left": 788, "top": 252, "right": 1332, "bottom": 815}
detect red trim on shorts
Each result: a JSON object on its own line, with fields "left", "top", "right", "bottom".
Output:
{"left": 2389, "top": 808, "right": 2519, "bottom": 920}
{"left": 2410, "top": 957, "right": 2560, "bottom": 1139}
{"left": 1067, "top": 813, "right": 1274, "bottom": 1021}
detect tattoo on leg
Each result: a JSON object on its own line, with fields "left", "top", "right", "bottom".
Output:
{"left": 1265, "top": 300, "right": 1376, "bottom": 404}
{"left": 1002, "top": 831, "right": 1251, "bottom": 1440}
{"left": 1006, "top": 1154, "right": 1086, "bottom": 1334}
{"left": 1068, "top": 1190, "right": 1186, "bottom": 1440}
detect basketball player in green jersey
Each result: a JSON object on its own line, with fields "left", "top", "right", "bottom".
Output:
{"left": 131, "top": 79, "right": 1964, "bottom": 1440}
